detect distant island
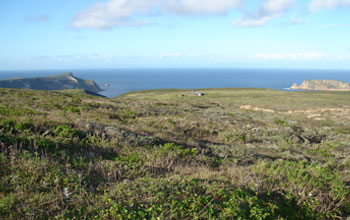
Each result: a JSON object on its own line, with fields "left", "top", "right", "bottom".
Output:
{"left": 290, "top": 79, "right": 350, "bottom": 91}
{"left": 0, "top": 72, "right": 102, "bottom": 92}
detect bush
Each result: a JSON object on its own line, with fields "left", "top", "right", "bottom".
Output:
{"left": 0, "top": 119, "right": 34, "bottom": 132}
{"left": 274, "top": 119, "right": 289, "bottom": 126}
{"left": 252, "top": 160, "right": 349, "bottom": 217}
{"left": 162, "top": 143, "right": 197, "bottom": 157}
{"left": 55, "top": 125, "right": 82, "bottom": 138}
{"left": 66, "top": 106, "right": 80, "bottom": 114}
{"left": 97, "top": 177, "right": 314, "bottom": 219}
{"left": 14, "top": 119, "right": 34, "bottom": 131}
{"left": 0, "top": 119, "right": 15, "bottom": 132}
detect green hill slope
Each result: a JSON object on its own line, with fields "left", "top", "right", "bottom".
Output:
{"left": 0, "top": 88, "right": 349, "bottom": 219}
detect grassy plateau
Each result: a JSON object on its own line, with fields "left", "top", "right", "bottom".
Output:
{"left": 0, "top": 87, "right": 350, "bottom": 219}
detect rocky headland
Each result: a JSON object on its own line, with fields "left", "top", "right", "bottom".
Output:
{"left": 290, "top": 79, "right": 350, "bottom": 91}
{"left": 0, "top": 72, "right": 102, "bottom": 92}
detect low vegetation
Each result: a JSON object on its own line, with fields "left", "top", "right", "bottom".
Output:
{"left": 1, "top": 88, "right": 350, "bottom": 219}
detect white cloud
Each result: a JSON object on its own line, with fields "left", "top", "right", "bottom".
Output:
{"left": 50, "top": 54, "right": 115, "bottom": 62}
{"left": 254, "top": 51, "right": 325, "bottom": 60}
{"left": 165, "top": 0, "right": 241, "bottom": 15}
{"left": 302, "top": 51, "right": 325, "bottom": 59}
{"left": 289, "top": 14, "right": 309, "bottom": 24}
{"left": 309, "top": 0, "right": 350, "bottom": 12}
{"left": 232, "top": 0, "right": 295, "bottom": 27}
{"left": 71, "top": 0, "right": 241, "bottom": 30}
{"left": 71, "top": 0, "right": 157, "bottom": 30}
{"left": 262, "top": 0, "right": 295, "bottom": 13}
{"left": 159, "top": 52, "right": 181, "bottom": 59}
{"left": 233, "top": 15, "right": 277, "bottom": 27}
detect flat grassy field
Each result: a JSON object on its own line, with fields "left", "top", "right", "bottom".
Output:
{"left": 1, "top": 88, "right": 350, "bottom": 219}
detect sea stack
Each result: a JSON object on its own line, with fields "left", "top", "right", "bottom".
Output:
{"left": 290, "top": 83, "right": 299, "bottom": 90}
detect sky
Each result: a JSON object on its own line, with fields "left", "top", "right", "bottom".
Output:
{"left": 1, "top": 0, "right": 350, "bottom": 70}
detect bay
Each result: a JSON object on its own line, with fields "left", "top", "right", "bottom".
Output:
{"left": 0, "top": 68, "right": 349, "bottom": 98}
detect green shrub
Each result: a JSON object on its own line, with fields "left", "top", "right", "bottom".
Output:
{"left": 162, "top": 143, "right": 197, "bottom": 157}
{"left": 71, "top": 96, "right": 81, "bottom": 105}
{"left": 0, "top": 119, "right": 34, "bottom": 132}
{"left": 114, "top": 152, "right": 141, "bottom": 164}
{"left": 55, "top": 125, "right": 82, "bottom": 138}
{"left": 252, "top": 160, "right": 349, "bottom": 217}
{"left": 97, "top": 177, "right": 314, "bottom": 219}
{"left": 66, "top": 106, "right": 80, "bottom": 114}
{"left": 114, "top": 109, "right": 138, "bottom": 123}
{"left": 0, "top": 119, "right": 15, "bottom": 132}
{"left": 335, "top": 127, "right": 350, "bottom": 134}
{"left": 236, "top": 134, "right": 246, "bottom": 143}
{"left": 274, "top": 119, "right": 289, "bottom": 126}
{"left": 209, "top": 158, "right": 222, "bottom": 168}
{"left": 14, "top": 119, "right": 34, "bottom": 131}
{"left": 0, "top": 107, "right": 36, "bottom": 117}
{"left": 106, "top": 152, "right": 146, "bottom": 181}
{"left": 166, "top": 119, "right": 176, "bottom": 126}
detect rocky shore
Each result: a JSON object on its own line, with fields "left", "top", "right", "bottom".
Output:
{"left": 290, "top": 79, "right": 350, "bottom": 91}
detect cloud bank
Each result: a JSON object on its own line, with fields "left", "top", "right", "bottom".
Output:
{"left": 232, "top": 0, "right": 295, "bottom": 27}
{"left": 71, "top": 0, "right": 157, "bottom": 29}
{"left": 70, "top": 0, "right": 350, "bottom": 30}
{"left": 309, "top": 0, "right": 350, "bottom": 12}
{"left": 254, "top": 51, "right": 325, "bottom": 60}
{"left": 71, "top": 0, "right": 242, "bottom": 30}
{"left": 165, "top": 0, "right": 242, "bottom": 15}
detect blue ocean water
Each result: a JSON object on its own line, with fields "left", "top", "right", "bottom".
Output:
{"left": 0, "top": 68, "right": 349, "bottom": 98}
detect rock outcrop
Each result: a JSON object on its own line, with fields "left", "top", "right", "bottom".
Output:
{"left": 290, "top": 80, "right": 350, "bottom": 91}
{"left": 0, "top": 72, "right": 102, "bottom": 92}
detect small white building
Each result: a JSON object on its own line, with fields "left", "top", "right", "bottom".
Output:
{"left": 189, "top": 91, "right": 205, "bottom": 96}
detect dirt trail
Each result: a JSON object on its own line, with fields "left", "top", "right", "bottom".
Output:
{"left": 239, "top": 105, "right": 275, "bottom": 113}
{"left": 240, "top": 105, "right": 350, "bottom": 115}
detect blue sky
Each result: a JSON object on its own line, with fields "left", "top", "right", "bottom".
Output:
{"left": 1, "top": 0, "right": 350, "bottom": 70}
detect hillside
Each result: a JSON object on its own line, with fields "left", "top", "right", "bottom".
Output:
{"left": 1, "top": 88, "right": 350, "bottom": 219}
{"left": 0, "top": 72, "right": 102, "bottom": 92}
{"left": 291, "top": 79, "right": 350, "bottom": 91}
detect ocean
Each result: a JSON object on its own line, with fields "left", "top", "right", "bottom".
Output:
{"left": 0, "top": 68, "right": 349, "bottom": 98}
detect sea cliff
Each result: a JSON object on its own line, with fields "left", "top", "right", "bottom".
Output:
{"left": 0, "top": 72, "right": 101, "bottom": 92}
